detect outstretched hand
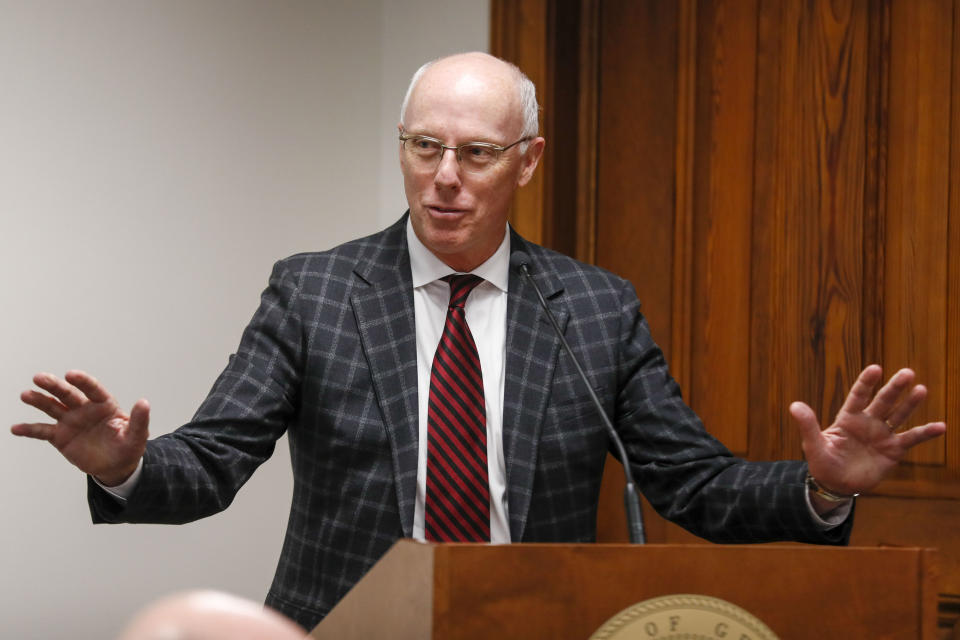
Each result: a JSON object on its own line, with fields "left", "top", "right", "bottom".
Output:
{"left": 11, "top": 370, "right": 149, "bottom": 486}
{"left": 791, "top": 365, "right": 946, "bottom": 502}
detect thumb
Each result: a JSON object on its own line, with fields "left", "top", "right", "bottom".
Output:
{"left": 128, "top": 398, "right": 151, "bottom": 442}
{"left": 790, "top": 401, "right": 822, "bottom": 450}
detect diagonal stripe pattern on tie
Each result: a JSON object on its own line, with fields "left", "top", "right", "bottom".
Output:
{"left": 425, "top": 273, "right": 490, "bottom": 542}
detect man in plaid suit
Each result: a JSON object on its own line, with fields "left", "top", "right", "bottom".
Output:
{"left": 13, "top": 53, "right": 946, "bottom": 630}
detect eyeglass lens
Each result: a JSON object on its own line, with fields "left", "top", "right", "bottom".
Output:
{"left": 403, "top": 137, "right": 501, "bottom": 173}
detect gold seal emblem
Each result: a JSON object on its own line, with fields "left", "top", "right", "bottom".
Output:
{"left": 590, "top": 594, "right": 779, "bottom": 640}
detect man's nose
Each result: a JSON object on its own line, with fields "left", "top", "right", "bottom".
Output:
{"left": 434, "top": 147, "right": 462, "bottom": 188}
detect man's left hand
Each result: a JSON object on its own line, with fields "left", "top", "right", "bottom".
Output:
{"left": 791, "top": 365, "right": 947, "bottom": 510}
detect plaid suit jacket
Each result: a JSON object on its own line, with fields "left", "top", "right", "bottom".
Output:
{"left": 88, "top": 214, "right": 849, "bottom": 629}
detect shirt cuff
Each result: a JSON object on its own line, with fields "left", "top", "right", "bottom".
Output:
{"left": 92, "top": 458, "right": 144, "bottom": 502}
{"left": 804, "top": 486, "right": 853, "bottom": 528}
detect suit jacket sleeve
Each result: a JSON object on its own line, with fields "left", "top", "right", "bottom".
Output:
{"left": 88, "top": 259, "right": 302, "bottom": 524}
{"left": 612, "top": 278, "right": 851, "bottom": 545}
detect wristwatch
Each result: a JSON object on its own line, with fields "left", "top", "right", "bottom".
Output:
{"left": 806, "top": 473, "right": 859, "bottom": 503}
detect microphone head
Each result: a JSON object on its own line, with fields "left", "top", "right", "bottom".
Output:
{"left": 509, "top": 251, "right": 532, "bottom": 273}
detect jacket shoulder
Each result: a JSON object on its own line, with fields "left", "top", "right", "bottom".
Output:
{"left": 515, "top": 235, "right": 634, "bottom": 296}
{"left": 272, "top": 218, "right": 408, "bottom": 283}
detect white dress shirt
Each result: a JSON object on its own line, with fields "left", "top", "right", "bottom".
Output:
{"left": 407, "top": 220, "right": 512, "bottom": 543}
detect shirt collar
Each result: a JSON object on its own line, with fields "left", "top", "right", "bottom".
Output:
{"left": 406, "top": 218, "right": 510, "bottom": 293}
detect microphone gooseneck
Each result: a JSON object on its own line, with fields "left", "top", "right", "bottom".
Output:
{"left": 510, "top": 251, "right": 646, "bottom": 544}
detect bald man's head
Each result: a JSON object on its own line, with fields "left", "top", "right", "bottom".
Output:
{"left": 118, "top": 591, "right": 305, "bottom": 640}
{"left": 400, "top": 52, "right": 540, "bottom": 142}
{"left": 396, "top": 50, "right": 546, "bottom": 272}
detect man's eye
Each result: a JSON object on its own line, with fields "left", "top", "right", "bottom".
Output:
{"left": 463, "top": 145, "right": 496, "bottom": 161}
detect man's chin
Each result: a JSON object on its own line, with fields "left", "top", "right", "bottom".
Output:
{"left": 421, "top": 234, "right": 480, "bottom": 270}
{"left": 425, "top": 234, "right": 469, "bottom": 257}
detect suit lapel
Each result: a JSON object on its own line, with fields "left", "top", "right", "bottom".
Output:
{"left": 503, "top": 235, "right": 566, "bottom": 541}
{"left": 351, "top": 217, "right": 420, "bottom": 537}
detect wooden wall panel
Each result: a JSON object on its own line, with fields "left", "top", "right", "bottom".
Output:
{"left": 883, "top": 0, "right": 952, "bottom": 466}
{"left": 594, "top": 0, "right": 680, "bottom": 354}
{"left": 671, "top": 0, "right": 695, "bottom": 397}
{"left": 574, "top": 0, "right": 600, "bottom": 265}
{"left": 687, "top": 0, "right": 757, "bottom": 455}
{"left": 751, "top": 0, "right": 869, "bottom": 462}
{"left": 950, "top": 0, "right": 960, "bottom": 477}
{"left": 491, "top": 0, "right": 548, "bottom": 246}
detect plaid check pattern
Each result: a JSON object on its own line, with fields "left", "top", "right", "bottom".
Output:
{"left": 425, "top": 274, "right": 490, "bottom": 542}
{"left": 88, "top": 214, "right": 851, "bottom": 631}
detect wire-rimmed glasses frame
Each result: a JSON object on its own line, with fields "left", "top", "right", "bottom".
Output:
{"left": 398, "top": 130, "right": 533, "bottom": 174}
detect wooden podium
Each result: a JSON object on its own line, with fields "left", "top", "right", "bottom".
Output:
{"left": 310, "top": 541, "right": 938, "bottom": 639}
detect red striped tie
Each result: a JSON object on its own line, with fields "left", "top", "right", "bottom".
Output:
{"left": 425, "top": 274, "right": 490, "bottom": 542}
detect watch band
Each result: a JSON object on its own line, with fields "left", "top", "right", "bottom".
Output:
{"left": 806, "top": 473, "right": 859, "bottom": 503}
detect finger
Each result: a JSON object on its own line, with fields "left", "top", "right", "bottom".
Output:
{"left": 127, "top": 398, "right": 151, "bottom": 440}
{"left": 33, "top": 372, "right": 87, "bottom": 409}
{"left": 896, "top": 421, "right": 947, "bottom": 450}
{"left": 64, "top": 370, "right": 114, "bottom": 404}
{"left": 20, "top": 389, "right": 69, "bottom": 420}
{"left": 865, "top": 368, "right": 916, "bottom": 419}
{"left": 790, "top": 401, "right": 822, "bottom": 451}
{"left": 884, "top": 384, "right": 928, "bottom": 430}
{"left": 10, "top": 422, "right": 56, "bottom": 441}
{"left": 840, "top": 365, "right": 884, "bottom": 414}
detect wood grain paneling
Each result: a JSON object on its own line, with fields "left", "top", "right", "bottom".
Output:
{"left": 883, "top": 0, "right": 952, "bottom": 466}
{"left": 491, "top": 0, "right": 548, "bottom": 246}
{"left": 671, "top": 0, "right": 696, "bottom": 397}
{"left": 752, "top": 0, "right": 869, "bottom": 462}
{"left": 687, "top": 0, "right": 757, "bottom": 455}
{"left": 950, "top": 0, "right": 960, "bottom": 475}
{"left": 862, "top": 0, "right": 889, "bottom": 367}
{"left": 574, "top": 0, "right": 600, "bottom": 265}
{"left": 595, "top": 0, "right": 679, "bottom": 354}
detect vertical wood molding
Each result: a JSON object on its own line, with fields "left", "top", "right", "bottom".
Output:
{"left": 749, "top": 0, "right": 787, "bottom": 461}
{"left": 671, "top": 0, "right": 696, "bottom": 398}
{"left": 948, "top": 0, "right": 960, "bottom": 473}
{"left": 490, "top": 0, "right": 549, "bottom": 246}
{"left": 594, "top": 0, "right": 680, "bottom": 352}
{"left": 575, "top": 0, "right": 600, "bottom": 265}
{"left": 688, "top": 0, "right": 757, "bottom": 455}
{"left": 862, "top": 0, "right": 890, "bottom": 366}
{"left": 884, "top": 0, "right": 952, "bottom": 466}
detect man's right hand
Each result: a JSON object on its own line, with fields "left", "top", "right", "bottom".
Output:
{"left": 11, "top": 370, "right": 149, "bottom": 487}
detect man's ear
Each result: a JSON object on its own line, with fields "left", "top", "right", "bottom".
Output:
{"left": 517, "top": 137, "right": 546, "bottom": 187}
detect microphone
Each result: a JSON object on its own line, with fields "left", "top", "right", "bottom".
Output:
{"left": 510, "top": 251, "right": 646, "bottom": 544}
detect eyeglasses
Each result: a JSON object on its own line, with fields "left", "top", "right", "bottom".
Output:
{"left": 399, "top": 130, "right": 532, "bottom": 174}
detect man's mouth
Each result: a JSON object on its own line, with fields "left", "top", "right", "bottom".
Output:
{"left": 427, "top": 206, "right": 466, "bottom": 215}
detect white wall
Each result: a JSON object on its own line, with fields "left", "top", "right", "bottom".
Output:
{"left": 0, "top": 1, "right": 488, "bottom": 638}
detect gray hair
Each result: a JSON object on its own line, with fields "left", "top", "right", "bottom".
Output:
{"left": 399, "top": 54, "right": 541, "bottom": 148}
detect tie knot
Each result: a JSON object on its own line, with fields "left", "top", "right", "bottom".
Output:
{"left": 443, "top": 274, "right": 483, "bottom": 309}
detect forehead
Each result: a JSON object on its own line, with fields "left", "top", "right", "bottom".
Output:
{"left": 404, "top": 61, "right": 520, "bottom": 142}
